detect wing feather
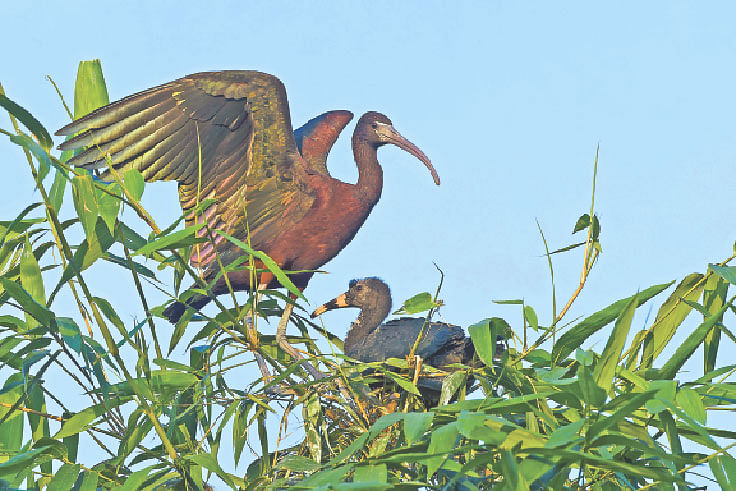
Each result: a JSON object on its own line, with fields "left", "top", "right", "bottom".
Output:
{"left": 56, "top": 70, "right": 316, "bottom": 271}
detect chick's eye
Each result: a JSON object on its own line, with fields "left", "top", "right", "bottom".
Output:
{"left": 371, "top": 123, "right": 378, "bottom": 129}
{"left": 355, "top": 285, "right": 363, "bottom": 292}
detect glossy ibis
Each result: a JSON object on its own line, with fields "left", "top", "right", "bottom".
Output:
{"left": 311, "top": 277, "right": 504, "bottom": 403}
{"left": 55, "top": 71, "right": 440, "bottom": 381}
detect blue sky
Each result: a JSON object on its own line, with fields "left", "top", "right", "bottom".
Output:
{"left": 2, "top": 1, "right": 735, "bottom": 482}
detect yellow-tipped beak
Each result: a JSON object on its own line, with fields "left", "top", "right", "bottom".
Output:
{"left": 310, "top": 293, "right": 349, "bottom": 318}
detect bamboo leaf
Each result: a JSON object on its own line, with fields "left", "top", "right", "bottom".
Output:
{"left": 0, "top": 277, "right": 54, "bottom": 327}
{"left": 468, "top": 317, "right": 501, "bottom": 365}
{"left": 71, "top": 174, "right": 99, "bottom": 242}
{"left": 133, "top": 223, "right": 206, "bottom": 256}
{"left": 123, "top": 168, "right": 144, "bottom": 202}
{"left": 709, "top": 264, "right": 736, "bottom": 285}
{"left": 403, "top": 412, "right": 433, "bottom": 445}
{"left": 0, "top": 374, "right": 24, "bottom": 462}
{"left": 439, "top": 370, "right": 466, "bottom": 406}
{"left": 216, "top": 229, "right": 305, "bottom": 300}
{"left": 642, "top": 273, "right": 705, "bottom": 367}
{"left": 95, "top": 183, "right": 120, "bottom": 235}
{"left": 119, "top": 464, "right": 158, "bottom": 491}
{"left": 655, "top": 301, "right": 729, "bottom": 380}
{"left": 425, "top": 422, "right": 459, "bottom": 478}
{"left": 544, "top": 419, "right": 585, "bottom": 448}
{"left": 77, "top": 471, "right": 98, "bottom": 491}
{"left": 703, "top": 273, "right": 728, "bottom": 374}
{"left": 47, "top": 463, "right": 79, "bottom": 490}
{"left": 572, "top": 214, "right": 590, "bottom": 234}
{"left": 277, "top": 455, "right": 322, "bottom": 472}
{"left": 676, "top": 387, "right": 706, "bottom": 425}
{"left": 54, "top": 396, "right": 133, "bottom": 439}
{"left": 383, "top": 371, "right": 420, "bottom": 395}
{"left": 20, "top": 236, "right": 45, "bottom": 331}
{"left": 0, "top": 93, "right": 52, "bottom": 149}
{"left": 552, "top": 281, "right": 673, "bottom": 364}
{"left": 393, "top": 292, "right": 440, "bottom": 315}
{"left": 73, "top": 60, "right": 109, "bottom": 119}
{"left": 48, "top": 168, "right": 68, "bottom": 214}
{"left": 593, "top": 294, "right": 637, "bottom": 394}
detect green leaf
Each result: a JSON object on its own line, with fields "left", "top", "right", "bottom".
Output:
{"left": 383, "top": 371, "right": 420, "bottom": 395}
{"left": 303, "top": 393, "right": 322, "bottom": 462}
{"left": 547, "top": 241, "right": 586, "bottom": 255}
{"left": 676, "top": 387, "right": 706, "bottom": 425}
{"left": 655, "top": 300, "right": 729, "bottom": 381}
{"left": 27, "top": 381, "right": 50, "bottom": 445}
{"left": 119, "top": 464, "right": 158, "bottom": 491}
{"left": 47, "top": 463, "right": 79, "bottom": 490}
{"left": 48, "top": 168, "right": 68, "bottom": 214}
{"left": 184, "top": 453, "right": 236, "bottom": 489}
{"left": 133, "top": 223, "right": 206, "bottom": 256}
{"left": 0, "top": 277, "right": 55, "bottom": 327}
{"left": 439, "top": 370, "right": 466, "bottom": 406}
{"left": 95, "top": 183, "right": 120, "bottom": 235}
{"left": 523, "top": 305, "right": 538, "bottom": 329}
{"left": 71, "top": 174, "right": 99, "bottom": 242}
{"left": 73, "top": 60, "right": 110, "bottom": 119}
{"left": 216, "top": 230, "right": 305, "bottom": 300}
{"left": 20, "top": 236, "right": 46, "bottom": 330}
{"left": 703, "top": 273, "right": 728, "bottom": 374}
{"left": 50, "top": 217, "right": 114, "bottom": 300}
{"left": 57, "top": 318, "right": 82, "bottom": 353}
{"left": 709, "top": 264, "right": 736, "bottom": 285}
{"left": 544, "top": 419, "right": 585, "bottom": 448}
{"left": 8, "top": 134, "right": 54, "bottom": 183}
{"left": 552, "top": 281, "right": 673, "bottom": 364}
{"left": 593, "top": 294, "right": 637, "bottom": 394}
{"left": 641, "top": 273, "right": 705, "bottom": 368}
{"left": 468, "top": 319, "right": 494, "bottom": 366}
{"left": 572, "top": 213, "right": 590, "bottom": 233}
{"left": 578, "top": 362, "right": 606, "bottom": 407}
{"left": 77, "top": 471, "right": 98, "bottom": 491}
{"left": 403, "top": 412, "right": 433, "bottom": 445}
{"left": 0, "top": 93, "right": 52, "bottom": 149}
{"left": 393, "top": 292, "right": 439, "bottom": 315}
{"left": 492, "top": 299, "right": 524, "bottom": 304}
{"left": 103, "top": 371, "right": 198, "bottom": 399}
{"left": 0, "top": 439, "right": 66, "bottom": 476}
{"left": 588, "top": 390, "right": 657, "bottom": 438}
{"left": 54, "top": 396, "right": 133, "bottom": 439}
{"left": 124, "top": 168, "right": 145, "bottom": 202}
{"left": 277, "top": 455, "right": 323, "bottom": 472}
{"left": 353, "top": 464, "right": 387, "bottom": 483}
{"left": 426, "top": 422, "right": 459, "bottom": 478}
{"left": 0, "top": 374, "right": 24, "bottom": 463}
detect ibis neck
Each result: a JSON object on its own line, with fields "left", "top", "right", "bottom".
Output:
{"left": 352, "top": 137, "right": 383, "bottom": 205}
{"left": 344, "top": 299, "right": 391, "bottom": 357}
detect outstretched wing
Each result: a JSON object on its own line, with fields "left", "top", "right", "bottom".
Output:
{"left": 57, "top": 70, "right": 316, "bottom": 265}
{"left": 293, "top": 110, "right": 353, "bottom": 174}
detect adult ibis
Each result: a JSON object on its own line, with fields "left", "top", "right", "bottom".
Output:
{"left": 56, "top": 71, "right": 440, "bottom": 381}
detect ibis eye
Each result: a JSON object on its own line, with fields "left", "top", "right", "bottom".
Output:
{"left": 371, "top": 123, "right": 378, "bottom": 129}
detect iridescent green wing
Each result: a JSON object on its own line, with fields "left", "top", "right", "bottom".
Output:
{"left": 57, "top": 70, "right": 316, "bottom": 251}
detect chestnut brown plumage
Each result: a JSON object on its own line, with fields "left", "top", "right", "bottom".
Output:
{"left": 55, "top": 71, "right": 440, "bottom": 381}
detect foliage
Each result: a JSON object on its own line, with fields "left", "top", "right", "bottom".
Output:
{"left": 0, "top": 60, "right": 734, "bottom": 490}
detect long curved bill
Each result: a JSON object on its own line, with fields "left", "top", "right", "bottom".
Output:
{"left": 310, "top": 293, "right": 349, "bottom": 318}
{"left": 379, "top": 124, "right": 441, "bottom": 185}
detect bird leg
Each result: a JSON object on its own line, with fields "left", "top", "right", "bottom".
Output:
{"left": 276, "top": 301, "right": 325, "bottom": 380}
